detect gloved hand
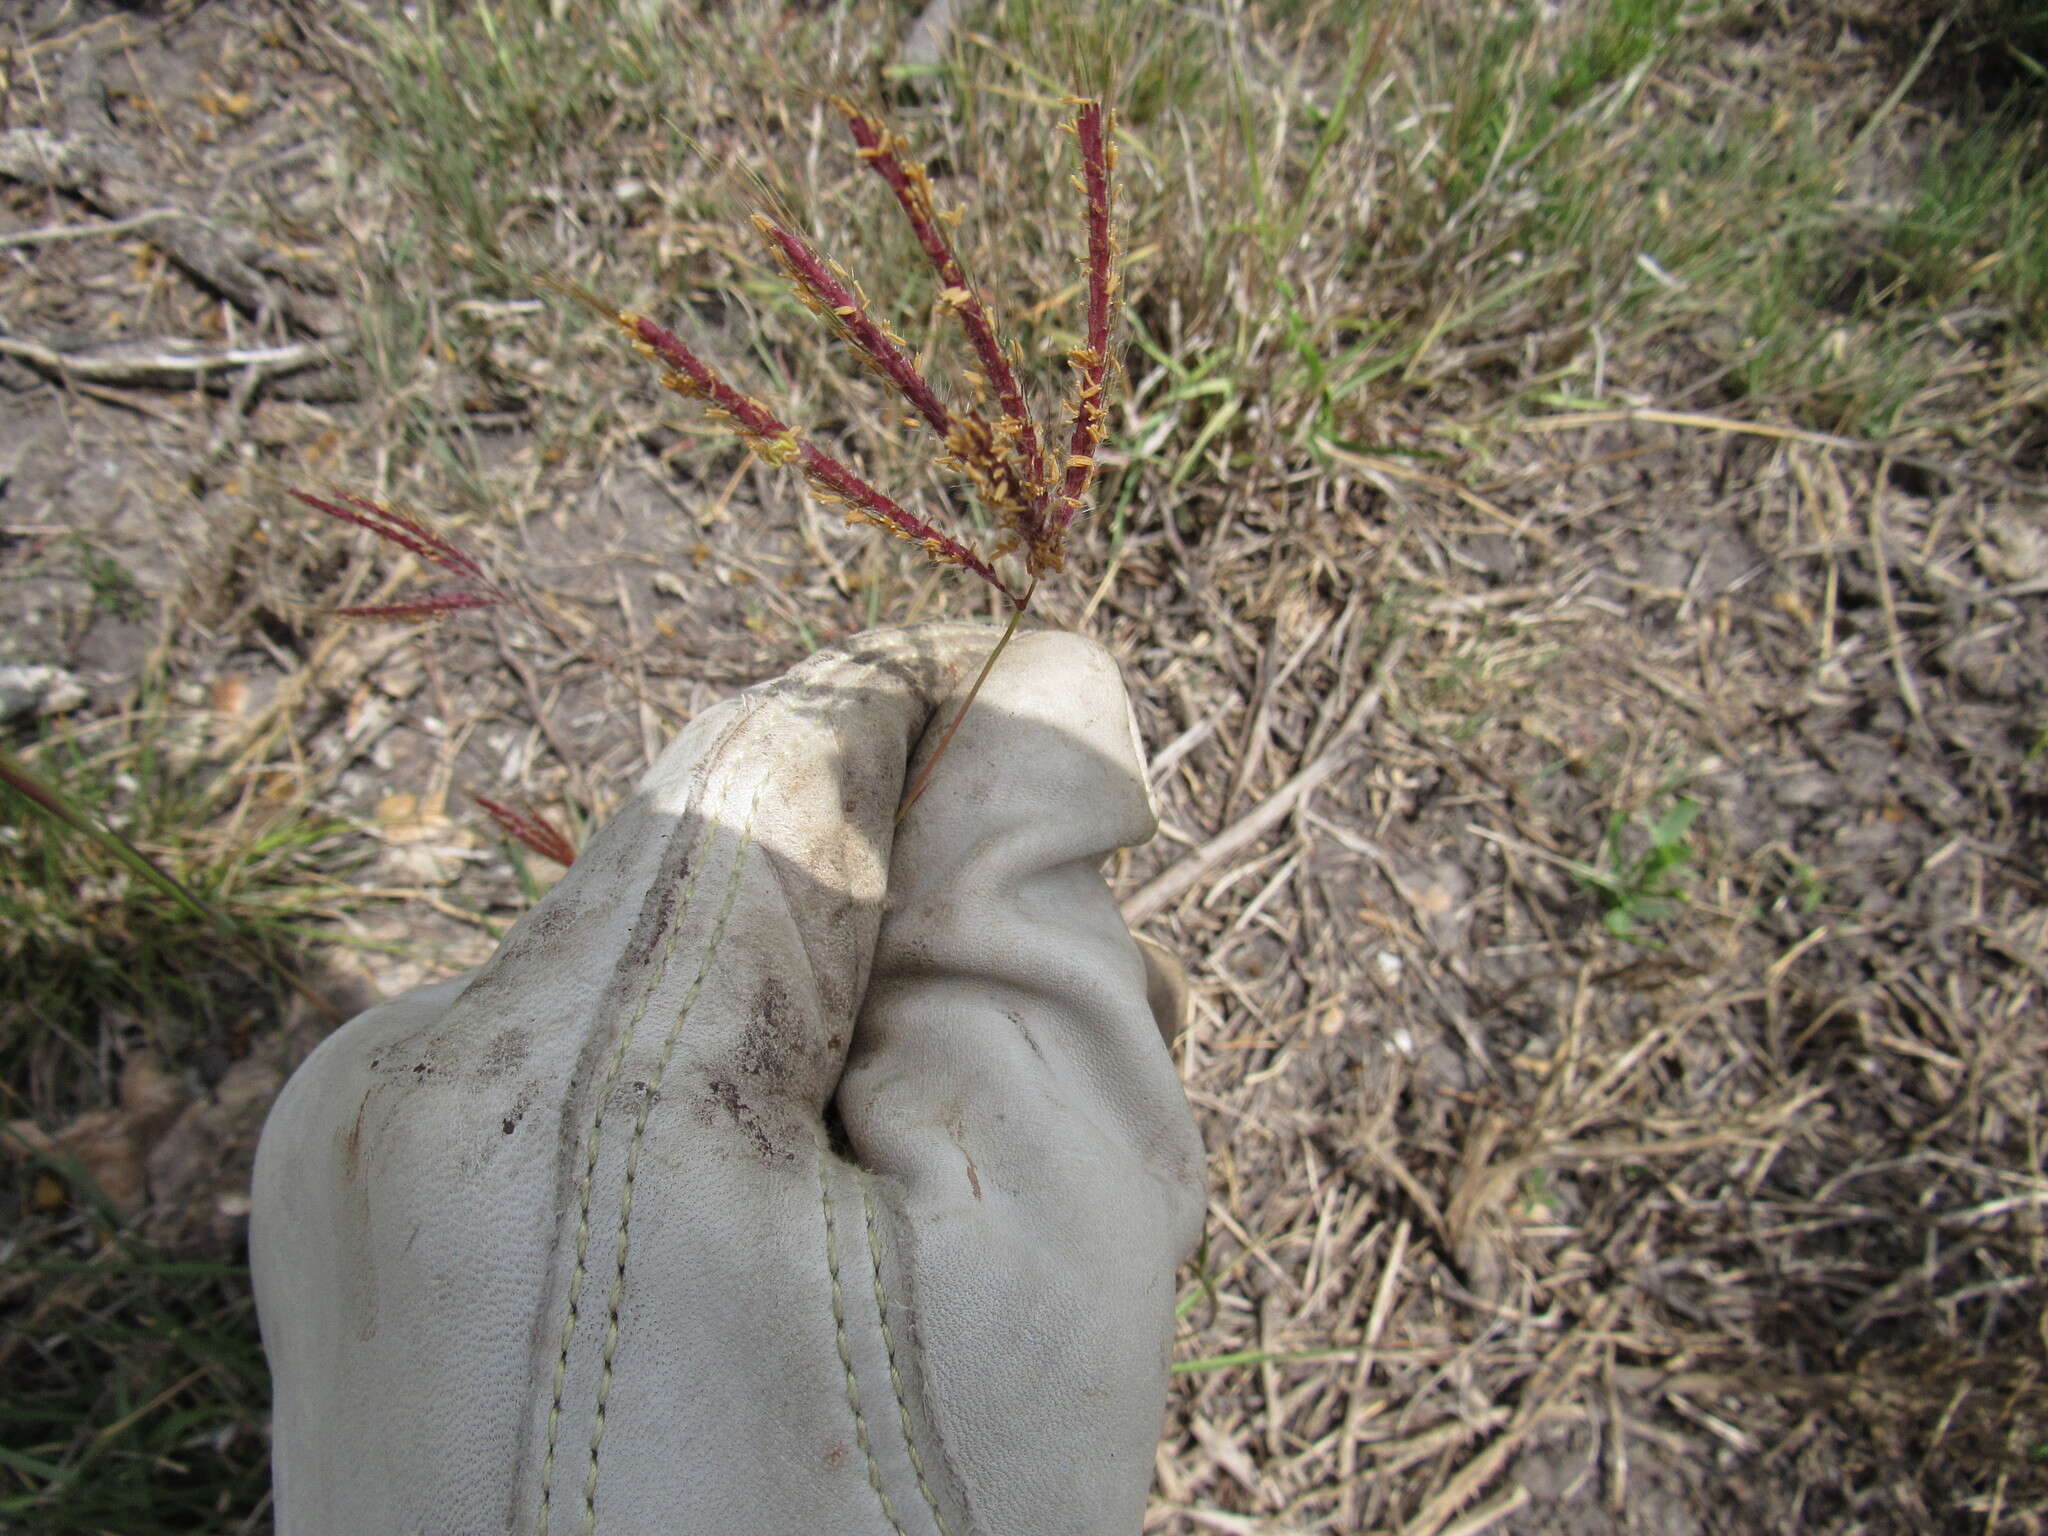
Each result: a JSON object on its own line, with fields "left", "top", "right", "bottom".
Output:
{"left": 250, "top": 623, "right": 1206, "bottom": 1536}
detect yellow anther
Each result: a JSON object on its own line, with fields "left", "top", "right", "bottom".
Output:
{"left": 751, "top": 430, "right": 802, "bottom": 467}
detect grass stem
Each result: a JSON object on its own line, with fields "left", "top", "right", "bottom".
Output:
{"left": 896, "top": 586, "right": 1034, "bottom": 823}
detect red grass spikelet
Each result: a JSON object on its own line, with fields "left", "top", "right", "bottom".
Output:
{"left": 296, "top": 99, "right": 1120, "bottom": 632}
{"left": 611, "top": 307, "right": 1023, "bottom": 604}
{"left": 1056, "top": 100, "right": 1117, "bottom": 536}
{"left": 793, "top": 440, "right": 1024, "bottom": 604}
{"left": 751, "top": 214, "right": 954, "bottom": 441}
{"left": 291, "top": 488, "right": 513, "bottom": 623}
{"left": 835, "top": 98, "right": 1050, "bottom": 501}
{"left": 609, "top": 308, "right": 791, "bottom": 448}
{"left": 473, "top": 794, "right": 577, "bottom": 866}
{"left": 290, "top": 490, "right": 490, "bottom": 587}
{"left": 336, "top": 590, "right": 500, "bottom": 621}
{"left": 592, "top": 97, "right": 1121, "bottom": 598}
{"left": 293, "top": 97, "right": 1125, "bottom": 824}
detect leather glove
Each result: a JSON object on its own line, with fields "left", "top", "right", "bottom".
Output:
{"left": 250, "top": 623, "right": 1207, "bottom": 1536}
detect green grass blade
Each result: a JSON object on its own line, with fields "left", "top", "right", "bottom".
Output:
{"left": 0, "top": 746, "right": 227, "bottom": 934}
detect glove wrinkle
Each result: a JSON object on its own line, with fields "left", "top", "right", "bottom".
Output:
{"left": 841, "top": 631, "right": 1207, "bottom": 1535}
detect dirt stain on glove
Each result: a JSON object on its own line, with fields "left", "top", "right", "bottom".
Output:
{"left": 476, "top": 1027, "right": 531, "bottom": 1081}
{"left": 703, "top": 1078, "right": 789, "bottom": 1166}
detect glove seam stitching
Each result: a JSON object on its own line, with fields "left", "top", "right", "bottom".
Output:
{"left": 861, "top": 1178, "right": 954, "bottom": 1536}
{"left": 581, "top": 781, "right": 764, "bottom": 1533}
{"left": 822, "top": 1154, "right": 913, "bottom": 1536}
{"left": 536, "top": 808, "right": 722, "bottom": 1535}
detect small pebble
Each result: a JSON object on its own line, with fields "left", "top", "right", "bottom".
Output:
{"left": 0, "top": 664, "right": 88, "bottom": 723}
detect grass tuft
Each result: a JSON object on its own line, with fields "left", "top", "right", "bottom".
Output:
{"left": 1, "top": 719, "right": 352, "bottom": 1117}
{"left": 3, "top": 704, "right": 357, "bottom": 1532}
{"left": 0, "top": 1240, "right": 271, "bottom": 1535}
{"left": 1885, "top": 112, "right": 2048, "bottom": 329}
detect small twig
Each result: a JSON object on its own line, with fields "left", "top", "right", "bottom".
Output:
{"left": 1434, "top": 1481, "right": 1533, "bottom": 1536}
{"left": 490, "top": 612, "right": 583, "bottom": 786}
{"left": 16, "top": 13, "right": 132, "bottom": 60}
{"left": 1524, "top": 407, "right": 1867, "bottom": 450}
{"left": 0, "top": 333, "right": 348, "bottom": 393}
{"left": 1121, "top": 631, "right": 1410, "bottom": 926}
{"left": 1323, "top": 443, "right": 1552, "bottom": 549}
{"left": 208, "top": 342, "right": 281, "bottom": 458}
{"left": 1842, "top": 13, "right": 1951, "bottom": 173}
{"left": 2, "top": 48, "right": 333, "bottom": 337}
{"left": 0, "top": 207, "right": 182, "bottom": 247}
{"left": 0, "top": 124, "right": 324, "bottom": 333}
{"left": 1868, "top": 461, "right": 1933, "bottom": 740}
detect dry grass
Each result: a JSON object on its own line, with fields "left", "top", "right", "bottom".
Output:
{"left": 2, "top": 0, "right": 2044, "bottom": 1531}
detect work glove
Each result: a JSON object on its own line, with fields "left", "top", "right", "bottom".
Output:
{"left": 251, "top": 623, "right": 1207, "bottom": 1536}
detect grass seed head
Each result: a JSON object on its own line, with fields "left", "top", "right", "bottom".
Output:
{"left": 473, "top": 795, "right": 577, "bottom": 867}
{"left": 291, "top": 96, "right": 1118, "bottom": 624}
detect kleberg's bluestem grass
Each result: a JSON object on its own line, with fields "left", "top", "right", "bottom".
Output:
{"left": 473, "top": 794, "right": 577, "bottom": 867}
{"left": 296, "top": 97, "right": 1121, "bottom": 819}
{"left": 288, "top": 489, "right": 512, "bottom": 620}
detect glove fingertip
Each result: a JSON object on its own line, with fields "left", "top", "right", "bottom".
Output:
{"left": 904, "top": 629, "right": 1155, "bottom": 856}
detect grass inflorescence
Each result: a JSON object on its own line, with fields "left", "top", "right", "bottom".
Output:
{"left": 303, "top": 92, "right": 1124, "bottom": 809}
